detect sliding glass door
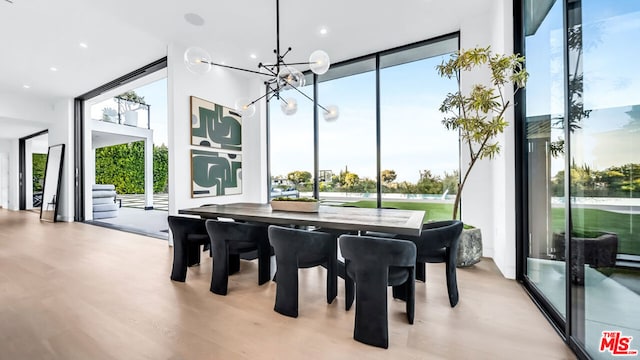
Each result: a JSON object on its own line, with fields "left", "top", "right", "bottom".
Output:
{"left": 521, "top": 1, "right": 640, "bottom": 358}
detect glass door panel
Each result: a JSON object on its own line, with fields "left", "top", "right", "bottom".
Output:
{"left": 569, "top": 1, "right": 640, "bottom": 357}
{"left": 524, "top": 0, "right": 567, "bottom": 318}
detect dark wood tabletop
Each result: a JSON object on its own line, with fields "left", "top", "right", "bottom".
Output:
{"left": 178, "top": 202, "right": 425, "bottom": 237}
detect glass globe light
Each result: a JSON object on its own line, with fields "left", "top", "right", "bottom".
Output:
{"left": 309, "top": 50, "right": 330, "bottom": 75}
{"left": 234, "top": 98, "right": 256, "bottom": 117}
{"left": 184, "top": 47, "right": 212, "bottom": 75}
{"left": 280, "top": 98, "right": 298, "bottom": 115}
{"left": 322, "top": 105, "right": 339, "bottom": 122}
{"left": 277, "top": 67, "right": 305, "bottom": 89}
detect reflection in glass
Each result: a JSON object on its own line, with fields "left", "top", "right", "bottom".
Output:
{"left": 40, "top": 144, "right": 65, "bottom": 222}
{"left": 569, "top": 1, "right": 640, "bottom": 357}
{"left": 524, "top": 0, "right": 567, "bottom": 318}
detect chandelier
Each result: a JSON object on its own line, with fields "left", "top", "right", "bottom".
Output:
{"left": 183, "top": 0, "right": 339, "bottom": 121}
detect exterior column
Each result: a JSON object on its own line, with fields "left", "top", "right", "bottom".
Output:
{"left": 144, "top": 137, "right": 154, "bottom": 210}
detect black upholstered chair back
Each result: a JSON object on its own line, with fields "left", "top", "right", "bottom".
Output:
{"left": 268, "top": 226, "right": 335, "bottom": 268}
{"left": 339, "top": 235, "right": 416, "bottom": 349}
{"left": 268, "top": 226, "right": 337, "bottom": 317}
{"left": 400, "top": 219, "right": 463, "bottom": 307}
{"left": 416, "top": 220, "right": 464, "bottom": 252}
{"left": 205, "top": 219, "right": 271, "bottom": 295}
{"left": 340, "top": 235, "right": 416, "bottom": 272}
{"left": 168, "top": 215, "right": 209, "bottom": 282}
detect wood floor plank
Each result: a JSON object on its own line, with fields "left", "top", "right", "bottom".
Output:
{"left": 0, "top": 209, "right": 575, "bottom": 359}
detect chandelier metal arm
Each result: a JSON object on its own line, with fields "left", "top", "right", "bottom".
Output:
{"left": 285, "top": 80, "right": 329, "bottom": 113}
{"left": 201, "top": 60, "right": 272, "bottom": 76}
{"left": 257, "top": 63, "right": 278, "bottom": 77}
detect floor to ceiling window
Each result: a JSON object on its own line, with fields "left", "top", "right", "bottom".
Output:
{"left": 380, "top": 39, "right": 459, "bottom": 220}
{"left": 519, "top": 1, "right": 640, "bottom": 358}
{"left": 269, "top": 34, "right": 459, "bottom": 214}
{"left": 269, "top": 76, "right": 314, "bottom": 198}
{"left": 318, "top": 59, "right": 377, "bottom": 202}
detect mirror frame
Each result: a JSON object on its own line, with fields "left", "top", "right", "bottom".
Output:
{"left": 40, "top": 144, "right": 65, "bottom": 222}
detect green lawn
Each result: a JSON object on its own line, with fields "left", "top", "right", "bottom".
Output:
{"left": 341, "top": 200, "right": 454, "bottom": 223}
{"left": 342, "top": 200, "right": 639, "bottom": 255}
{"left": 551, "top": 208, "right": 640, "bottom": 256}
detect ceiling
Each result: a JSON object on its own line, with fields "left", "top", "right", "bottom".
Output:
{"left": 0, "top": 0, "right": 486, "bottom": 126}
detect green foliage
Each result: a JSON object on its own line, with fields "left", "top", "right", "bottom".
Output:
{"left": 32, "top": 153, "right": 47, "bottom": 192}
{"left": 416, "top": 170, "right": 443, "bottom": 194}
{"left": 381, "top": 169, "right": 397, "bottom": 183}
{"left": 552, "top": 163, "right": 640, "bottom": 198}
{"left": 115, "top": 91, "right": 147, "bottom": 113}
{"left": 273, "top": 197, "right": 318, "bottom": 202}
{"left": 287, "top": 170, "right": 312, "bottom": 185}
{"left": 436, "top": 46, "right": 528, "bottom": 219}
{"left": 95, "top": 141, "right": 168, "bottom": 194}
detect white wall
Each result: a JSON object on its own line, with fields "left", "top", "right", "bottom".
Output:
{"left": 162, "top": 2, "right": 519, "bottom": 278}
{"left": 0, "top": 140, "right": 10, "bottom": 208}
{"left": 457, "top": 0, "right": 516, "bottom": 278}
{"left": 167, "top": 43, "right": 266, "bottom": 219}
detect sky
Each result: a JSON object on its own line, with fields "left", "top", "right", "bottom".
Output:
{"left": 525, "top": 0, "right": 640, "bottom": 173}
{"left": 270, "top": 53, "right": 459, "bottom": 184}
{"left": 90, "top": 78, "right": 168, "bottom": 146}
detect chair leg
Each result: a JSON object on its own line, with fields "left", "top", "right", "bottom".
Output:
{"left": 353, "top": 273, "right": 390, "bottom": 349}
{"left": 416, "top": 261, "right": 426, "bottom": 282}
{"left": 186, "top": 242, "right": 201, "bottom": 267}
{"left": 170, "top": 233, "right": 188, "bottom": 282}
{"left": 326, "top": 256, "right": 337, "bottom": 304}
{"left": 228, "top": 254, "right": 241, "bottom": 274}
{"left": 274, "top": 261, "right": 299, "bottom": 318}
{"left": 211, "top": 243, "right": 230, "bottom": 295}
{"left": 406, "top": 270, "right": 415, "bottom": 324}
{"left": 344, "top": 261, "right": 355, "bottom": 311}
{"left": 445, "top": 257, "right": 459, "bottom": 307}
{"left": 392, "top": 282, "right": 408, "bottom": 301}
{"left": 257, "top": 240, "right": 272, "bottom": 285}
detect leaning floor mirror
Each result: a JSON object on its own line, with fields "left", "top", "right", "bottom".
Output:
{"left": 40, "top": 144, "right": 65, "bottom": 222}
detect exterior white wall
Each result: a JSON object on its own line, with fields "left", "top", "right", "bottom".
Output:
{"left": 167, "top": 42, "right": 266, "bottom": 221}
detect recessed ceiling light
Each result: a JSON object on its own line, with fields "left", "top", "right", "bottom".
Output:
{"left": 184, "top": 13, "right": 205, "bottom": 26}
{"left": 250, "top": 54, "right": 257, "bottom": 59}
{"left": 319, "top": 27, "right": 328, "bottom": 36}
{"left": 23, "top": 85, "right": 30, "bottom": 89}
{"left": 50, "top": 67, "right": 58, "bottom": 71}
{"left": 79, "top": 42, "right": 88, "bottom": 48}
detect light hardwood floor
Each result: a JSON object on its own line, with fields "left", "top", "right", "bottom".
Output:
{"left": 0, "top": 210, "right": 576, "bottom": 359}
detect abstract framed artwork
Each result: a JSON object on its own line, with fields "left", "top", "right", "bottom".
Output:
{"left": 191, "top": 149, "right": 242, "bottom": 197}
{"left": 190, "top": 96, "right": 242, "bottom": 151}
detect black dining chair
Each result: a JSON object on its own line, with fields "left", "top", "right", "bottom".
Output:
{"left": 397, "top": 220, "right": 464, "bottom": 307}
{"left": 267, "top": 225, "right": 338, "bottom": 317}
{"left": 339, "top": 234, "right": 416, "bottom": 349}
{"left": 205, "top": 219, "right": 271, "bottom": 295}
{"left": 167, "top": 215, "right": 210, "bottom": 282}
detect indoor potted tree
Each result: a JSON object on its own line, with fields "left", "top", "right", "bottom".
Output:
{"left": 436, "top": 46, "right": 528, "bottom": 266}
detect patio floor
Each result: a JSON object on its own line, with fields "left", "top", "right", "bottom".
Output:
{"left": 92, "top": 193, "right": 168, "bottom": 239}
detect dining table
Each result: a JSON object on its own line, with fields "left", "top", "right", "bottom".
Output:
{"left": 178, "top": 202, "right": 426, "bottom": 237}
